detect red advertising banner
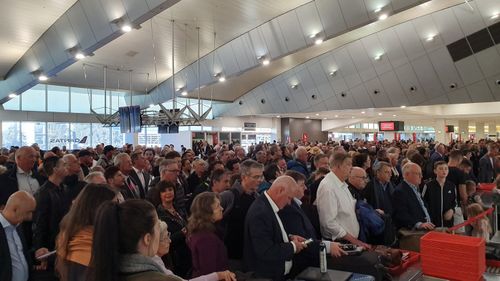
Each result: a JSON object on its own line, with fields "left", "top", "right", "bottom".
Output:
{"left": 302, "top": 133, "right": 308, "bottom": 143}
{"left": 380, "top": 122, "right": 395, "bottom": 131}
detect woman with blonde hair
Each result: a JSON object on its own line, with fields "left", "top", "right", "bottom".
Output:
{"left": 187, "top": 192, "right": 230, "bottom": 278}
{"left": 467, "top": 203, "right": 492, "bottom": 241}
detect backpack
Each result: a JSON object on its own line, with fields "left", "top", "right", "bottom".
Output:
{"left": 356, "top": 200, "right": 385, "bottom": 242}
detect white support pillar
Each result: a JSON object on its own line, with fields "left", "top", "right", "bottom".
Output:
{"left": 458, "top": 120, "right": 469, "bottom": 142}
{"left": 475, "top": 122, "right": 485, "bottom": 142}
{"left": 434, "top": 119, "right": 447, "bottom": 144}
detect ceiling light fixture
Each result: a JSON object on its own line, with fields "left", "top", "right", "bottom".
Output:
{"left": 323, "top": 117, "right": 327, "bottom": 120}
{"left": 291, "top": 84, "right": 299, "bottom": 89}
{"left": 378, "top": 14, "right": 388, "bottom": 20}
{"left": 111, "top": 17, "right": 138, "bottom": 33}
{"left": 214, "top": 73, "right": 225, "bottom": 82}
{"left": 8, "top": 93, "right": 17, "bottom": 98}
{"left": 491, "top": 14, "right": 499, "bottom": 20}
{"left": 352, "top": 116, "right": 355, "bottom": 119}
{"left": 181, "top": 90, "right": 188, "bottom": 96}
{"left": 393, "top": 114, "right": 397, "bottom": 117}
{"left": 329, "top": 70, "right": 338, "bottom": 77}
{"left": 262, "top": 59, "right": 270, "bottom": 66}
{"left": 315, "top": 113, "right": 320, "bottom": 116}
{"left": 310, "top": 33, "right": 323, "bottom": 45}
{"left": 75, "top": 52, "right": 86, "bottom": 60}
{"left": 426, "top": 35, "right": 435, "bottom": 42}
{"left": 400, "top": 105, "right": 406, "bottom": 108}
{"left": 378, "top": 113, "right": 382, "bottom": 116}
{"left": 31, "top": 70, "right": 48, "bottom": 81}
{"left": 306, "top": 116, "right": 310, "bottom": 119}
{"left": 374, "top": 54, "right": 383, "bottom": 61}
{"left": 276, "top": 115, "right": 281, "bottom": 118}
{"left": 361, "top": 111, "right": 366, "bottom": 114}
{"left": 374, "top": 7, "right": 382, "bottom": 13}
{"left": 315, "top": 38, "right": 323, "bottom": 45}
{"left": 258, "top": 55, "right": 270, "bottom": 66}
{"left": 335, "top": 115, "right": 339, "bottom": 118}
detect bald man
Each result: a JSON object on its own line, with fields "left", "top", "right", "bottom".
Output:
{"left": 0, "top": 146, "right": 45, "bottom": 209}
{"left": 244, "top": 176, "right": 306, "bottom": 281}
{"left": 392, "top": 163, "right": 435, "bottom": 230}
{"left": 347, "top": 167, "right": 369, "bottom": 201}
{"left": 0, "top": 191, "right": 38, "bottom": 281}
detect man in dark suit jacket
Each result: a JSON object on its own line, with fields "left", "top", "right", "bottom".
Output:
{"left": 130, "top": 151, "right": 152, "bottom": 199}
{"left": 244, "top": 176, "right": 306, "bottom": 281}
{"left": 0, "top": 146, "right": 45, "bottom": 207}
{"left": 478, "top": 143, "right": 498, "bottom": 183}
{"left": 0, "top": 191, "right": 38, "bottom": 281}
{"left": 392, "top": 163, "right": 435, "bottom": 231}
{"left": 364, "top": 161, "right": 394, "bottom": 215}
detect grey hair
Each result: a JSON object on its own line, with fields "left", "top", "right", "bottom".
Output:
{"left": 372, "top": 161, "right": 391, "bottom": 173}
{"left": 158, "top": 221, "right": 168, "bottom": 241}
{"left": 113, "top": 153, "right": 130, "bottom": 166}
{"left": 240, "top": 159, "right": 264, "bottom": 176}
{"left": 192, "top": 159, "right": 207, "bottom": 169}
{"left": 294, "top": 146, "right": 307, "bottom": 159}
{"left": 159, "top": 158, "right": 179, "bottom": 174}
{"left": 84, "top": 171, "right": 105, "bottom": 184}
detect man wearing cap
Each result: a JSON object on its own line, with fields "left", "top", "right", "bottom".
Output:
{"left": 96, "top": 145, "right": 115, "bottom": 169}
{"left": 78, "top": 150, "right": 93, "bottom": 177}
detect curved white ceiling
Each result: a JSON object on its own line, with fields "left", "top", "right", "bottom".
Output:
{"left": 215, "top": 0, "right": 500, "bottom": 117}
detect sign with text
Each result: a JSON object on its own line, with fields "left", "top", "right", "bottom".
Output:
{"left": 378, "top": 121, "right": 404, "bottom": 131}
{"left": 243, "top": 122, "right": 256, "bottom": 131}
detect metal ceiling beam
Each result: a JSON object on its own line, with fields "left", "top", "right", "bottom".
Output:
{"left": 0, "top": 0, "right": 180, "bottom": 103}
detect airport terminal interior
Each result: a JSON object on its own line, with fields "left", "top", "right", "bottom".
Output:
{"left": 2, "top": 0, "right": 500, "bottom": 280}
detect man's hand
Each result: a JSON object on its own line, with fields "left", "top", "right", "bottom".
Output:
{"left": 443, "top": 209, "right": 454, "bottom": 221}
{"left": 419, "top": 222, "right": 435, "bottom": 230}
{"left": 216, "top": 270, "right": 236, "bottom": 281}
{"left": 290, "top": 235, "right": 306, "bottom": 253}
{"left": 375, "top": 209, "right": 385, "bottom": 216}
{"left": 330, "top": 242, "right": 347, "bottom": 258}
{"left": 34, "top": 248, "right": 49, "bottom": 270}
{"left": 353, "top": 240, "right": 371, "bottom": 250}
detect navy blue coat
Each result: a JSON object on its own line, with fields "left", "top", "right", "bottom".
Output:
{"left": 244, "top": 195, "right": 294, "bottom": 281}
{"left": 392, "top": 181, "right": 428, "bottom": 230}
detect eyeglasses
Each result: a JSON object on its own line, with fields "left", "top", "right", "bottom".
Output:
{"left": 355, "top": 176, "right": 370, "bottom": 181}
{"left": 166, "top": 169, "right": 180, "bottom": 173}
{"left": 249, "top": 174, "right": 264, "bottom": 180}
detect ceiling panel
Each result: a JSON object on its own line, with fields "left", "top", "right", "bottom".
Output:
{"left": 431, "top": 9, "right": 464, "bottom": 45}
{"left": 363, "top": 77, "right": 393, "bottom": 107}
{"left": 364, "top": 0, "right": 392, "bottom": 21}
{"left": 350, "top": 84, "right": 374, "bottom": 108}
{"left": 232, "top": 35, "right": 258, "bottom": 70}
{"left": 336, "top": 90, "right": 358, "bottom": 109}
{"left": 216, "top": 44, "right": 240, "bottom": 75}
{"left": 296, "top": 2, "right": 325, "bottom": 45}
{"left": 411, "top": 55, "right": 445, "bottom": 99}
{"left": 412, "top": 14, "right": 444, "bottom": 54}
{"left": 329, "top": 71, "right": 349, "bottom": 94}
{"left": 248, "top": 29, "right": 269, "bottom": 59}
{"left": 427, "top": 47, "right": 463, "bottom": 91}
{"left": 334, "top": 48, "right": 363, "bottom": 88}
{"left": 361, "top": 34, "right": 392, "bottom": 75}
{"left": 315, "top": 0, "right": 347, "bottom": 38}
{"left": 66, "top": 2, "right": 98, "bottom": 50}
{"left": 260, "top": 20, "right": 287, "bottom": 58}
{"left": 475, "top": 47, "right": 500, "bottom": 77}
{"left": 486, "top": 76, "right": 500, "bottom": 101}
{"left": 395, "top": 21, "right": 426, "bottom": 61}
{"left": 393, "top": 63, "right": 427, "bottom": 105}
{"left": 378, "top": 28, "right": 409, "bottom": 68}
{"left": 379, "top": 70, "right": 409, "bottom": 106}
{"left": 81, "top": 0, "right": 114, "bottom": 42}
{"left": 455, "top": 55, "right": 485, "bottom": 85}
{"left": 467, "top": 80, "right": 494, "bottom": 102}
{"left": 392, "top": 0, "right": 418, "bottom": 11}
{"left": 339, "top": 0, "right": 369, "bottom": 28}
{"left": 446, "top": 87, "right": 472, "bottom": 104}
{"left": 453, "top": 2, "right": 486, "bottom": 36}
{"left": 278, "top": 11, "right": 307, "bottom": 52}
{"left": 347, "top": 41, "right": 377, "bottom": 82}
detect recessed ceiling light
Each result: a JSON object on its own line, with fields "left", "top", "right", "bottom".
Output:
{"left": 374, "top": 7, "right": 382, "bottom": 13}
{"left": 181, "top": 90, "right": 188, "bottom": 96}
{"left": 276, "top": 115, "right": 281, "bottom": 118}
{"left": 38, "top": 74, "right": 48, "bottom": 81}
{"left": 306, "top": 116, "right": 310, "bottom": 119}
{"left": 315, "top": 38, "right": 323, "bottom": 45}
{"left": 323, "top": 117, "right": 327, "bottom": 120}
{"left": 262, "top": 59, "right": 270, "bottom": 66}
{"left": 378, "top": 113, "right": 382, "bottom": 116}
{"left": 361, "top": 111, "right": 366, "bottom": 114}
{"left": 8, "top": 93, "right": 17, "bottom": 98}
{"left": 378, "top": 14, "right": 388, "bottom": 20}
{"left": 309, "top": 33, "right": 317, "bottom": 39}
{"left": 491, "top": 14, "right": 499, "bottom": 20}
{"left": 315, "top": 113, "right": 320, "bottom": 116}
{"left": 75, "top": 52, "right": 85, "bottom": 60}
{"left": 438, "top": 131, "right": 442, "bottom": 134}
{"left": 393, "top": 114, "right": 397, "bottom": 117}
{"left": 374, "top": 54, "right": 383, "bottom": 61}
{"left": 400, "top": 105, "right": 406, "bottom": 108}
{"left": 334, "top": 115, "right": 338, "bottom": 118}
{"left": 352, "top": 116, "right": 355, "bottom": 118}
{"left": 121, "top": 24, "right": 132, "bottom": 33}
{"left": 291, "top": 84, "right": 298, "bottom": 89}
{"left": 426, "top": 35, "right": 435, "bottom": 42}
{"left": 218, "top": 76, "right": 226, "bottom": 82}
{"left": 329, "top": 70, "right": 337, "bottom": 76}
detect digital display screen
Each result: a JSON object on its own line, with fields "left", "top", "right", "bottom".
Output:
{"left": 379, "top": 122, "right": 395, "bottom": 131}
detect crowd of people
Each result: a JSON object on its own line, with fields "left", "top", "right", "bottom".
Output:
{"left": 0, "top": 138, "right": 498, "bottom": 281}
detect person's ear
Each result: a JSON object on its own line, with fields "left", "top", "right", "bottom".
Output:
{"left": 143, "top": 232, "right": 152, "bottom": 247}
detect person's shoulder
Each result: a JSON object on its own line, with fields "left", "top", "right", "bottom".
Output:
{"left": 124, "top": 271, "right": 180, "bottom": 281}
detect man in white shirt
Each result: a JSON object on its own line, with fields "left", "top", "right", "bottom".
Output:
{"left": 315, "top": 152, "right": 370, "bottom": 249}
{"left": 130, "top": 151, "right": 151, "bottom": 199}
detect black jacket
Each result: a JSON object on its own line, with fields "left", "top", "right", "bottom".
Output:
{"left": 244, "top": 195, "right": 294, "bottom": 281}
{"left": 478, "top": 154, "right": 496, "bottom": 183}
{"left": 392, "top": 181, "right": 428, "bottom": 230}
{"left": 364, "top": 179, "right": 394, "bottom": 215}
{"left": 422, "top": 180, "right": 456, "bottom": 228}
{"left": 0, "top": 222, "right": 32, "bottom": 281}
{"left": 0, "top": 165, "right": 45, "bottom": 206}
{"left": 33, "top": 180, "right": 71, "bottom": 251}
{"left": 129, "top": 169, "right": 151, "bottom": 199}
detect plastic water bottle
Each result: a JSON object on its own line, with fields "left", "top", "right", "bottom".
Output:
{"left": 319, "top": 242, "right": 327, "bottom": 273}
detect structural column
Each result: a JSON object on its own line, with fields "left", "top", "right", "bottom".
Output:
{"left": 458, "top": 120, "right": 469, "bottom": 142}
{"left": 488, "top": 122, "right": 497, "bottom": 139}
{"left": 434, "top": 119, "right": 448, "bottom": 144}
{"left": 475, "top": 122, "right": 485, "bottom": 142}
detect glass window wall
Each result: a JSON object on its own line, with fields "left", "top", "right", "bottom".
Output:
{"left": 22, "top": 84, "right": 46, "bottom": 111}
{"left": 71, "top": 87, "right": 91, "bottom": 114}
{"left": 47, "top": 85, "right": 70, "bottom": 112}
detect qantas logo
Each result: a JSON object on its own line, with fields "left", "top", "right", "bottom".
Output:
{"left": 49, "top": 136, "right": 88, "bottom": 143}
